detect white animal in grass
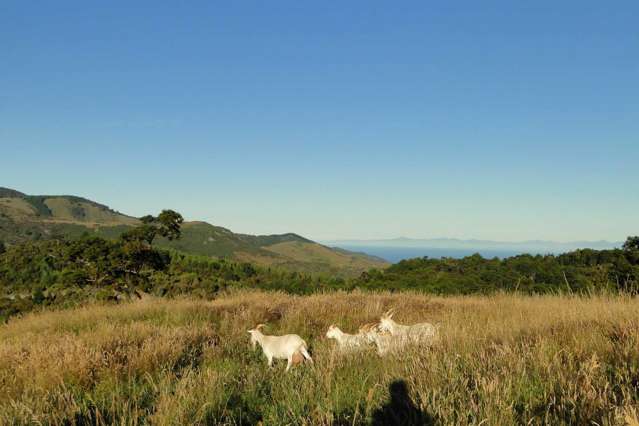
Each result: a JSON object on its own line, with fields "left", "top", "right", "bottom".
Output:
{"left": 248, "top": 324, "right": 313, "bottom": 371}
{"left": 377, "top": 309, "right": 438, "bottom": 343}
{"left": 325, "top": 324, "right": 370, "bottom": 352}
{"left": 358, "top": 323, "right": 408, "bottom": 356}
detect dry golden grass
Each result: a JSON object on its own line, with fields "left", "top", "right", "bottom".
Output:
{"left": 42, "top": 198, "right": 139, "bottom": 226}
{"left": 0, "top": 198, "right": 38, "bottom": 219}
{"left": 263, "top": 241, "right": 387, "bottom": 269}
{"left": 1, "top": 290, "right": 638, "bottom": 425}
{"left": 235, "top": 241, "right": 388, "bottom": 277}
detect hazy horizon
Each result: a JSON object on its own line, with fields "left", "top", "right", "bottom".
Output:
{"left": 322, "top": 236, "right": 622, "bottom": 244}
{"left": 3, "top": 1, "right": 637, "bottom": 242}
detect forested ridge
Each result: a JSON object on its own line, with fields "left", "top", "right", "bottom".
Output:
{"left": 1, "top": 210, "right": 638, "bottom": 321}
{"left": 0, "top": 187, "right": 387, "bottom": 276}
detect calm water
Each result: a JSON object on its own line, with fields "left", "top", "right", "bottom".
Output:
{"left": 337, "top": 245, "right": 527, "bottom": 263}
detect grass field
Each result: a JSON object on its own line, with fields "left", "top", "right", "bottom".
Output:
{"left": 1, "top": 291, "right": 638, "bottom": 425}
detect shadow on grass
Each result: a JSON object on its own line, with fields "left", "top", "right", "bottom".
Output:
{"left": 371, "top": 380, "right": 434, "bottom": 426}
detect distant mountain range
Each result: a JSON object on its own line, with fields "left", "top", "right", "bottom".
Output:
{"left": 0, "top": 187, "right": 387, "bottom": 276}
{"left": 324, "top": 237, "right": 621, "bottom": 254}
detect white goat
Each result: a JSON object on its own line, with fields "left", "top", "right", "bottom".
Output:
{"left": 248, "top": 324, "right": 313, "bottom": 371}
{"left": 377, "top": 309, "right": 438, "bottom": 344}
{"left": 359, "top": 323, "right": 408, "bottom": 356}
{"left": 325, "top": 324, "right": 369, "bottom": 353}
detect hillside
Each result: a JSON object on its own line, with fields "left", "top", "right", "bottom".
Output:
{"left": 0, "top": 187, "right": 138, "bottom": 241}
{"left": 0, "top": 187, "right": 387, "bottom": 276}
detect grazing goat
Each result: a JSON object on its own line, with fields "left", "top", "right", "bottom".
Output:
{"left": 325, "top": 324, "right": 369, "bottom": 352}
{"left": 378, "top": 309, "right": 438, "bottom": 344}
{"left": 248, "top": 324, "right": 313, "bottom": 371}
{"left": 359, "top": 323, "right": 408, "bottom": 356}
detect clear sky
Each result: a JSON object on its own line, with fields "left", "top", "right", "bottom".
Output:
{"left": 1, "top": 1, "right": 637, "bottom": 242}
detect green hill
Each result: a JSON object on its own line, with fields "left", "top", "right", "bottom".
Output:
{"left": 0, "top": 187, "right": 387, "bottom": 276}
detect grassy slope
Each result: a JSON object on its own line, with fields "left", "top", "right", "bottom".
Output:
{"left": 0, "top": 190, "right": 139, "bottom": 244}
{"left": 156, "top": 223, "right": 389, "bottom": 276}
{"left": 42, "top": 197, "right": 139, "bottom": 225}
{"left": 257, "top": 240, "right": 388, "bottom": 276}
{"left": 0, "top": 197, "right": 37, "bottom": 218}
{"left": 1, "top": 292, "right": 638, "bottom": 425}
{"left": 0, "top": 190, "right": 138, "bottom": 226}
{"left": 154, "top": 221, "right": 280, "bottom": 258}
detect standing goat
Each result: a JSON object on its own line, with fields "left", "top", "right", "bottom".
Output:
{"left": 378, "top": 309, "right": 438, "bottom": 344}
{"left": 248, "top": 324, "right": 313, "bottom": 371}
{"left": 325, "top": 324, "right": 369, "bottom": 352}
{"left": 359, "top": 323, "right": 408, "bottom": 356}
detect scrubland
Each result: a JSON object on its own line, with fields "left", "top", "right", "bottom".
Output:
{"left": 1, "top": 291, "right": 638, "bottom": 425}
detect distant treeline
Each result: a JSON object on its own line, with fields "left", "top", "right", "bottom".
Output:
{"left": 1, "top": 224, "right": 638, "bottom": 321}
{"left": 354, "top": 246, "right": 639, "bottom": 294}
{"left": 0, "top": 233, "right": 338, "bottom": 321}
{"left": 0, "top": 208, "right": 335, "bottom": 321}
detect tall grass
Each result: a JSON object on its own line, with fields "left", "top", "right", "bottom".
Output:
{"left": 1, "top": 290, "right": 638, "bottom": 425}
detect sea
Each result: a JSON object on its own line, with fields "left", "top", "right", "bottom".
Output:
{"left": 336, "top": 246, "right": 531, "bottom": 263}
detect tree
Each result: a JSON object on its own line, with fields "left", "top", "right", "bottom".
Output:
{"left": 116, "top": 210, "right": 183, "bottom": 293}
{"left": 623, "top": 236, "right": 639, "bottom": 252}
{"left": 121, "top": 210, "right": 184, "bottom": 245}
{"left": 155, "top": 210, "right": 184, "bottom": 241}
{"left": 0, "top": 241, "right": 5, "bottom": 255}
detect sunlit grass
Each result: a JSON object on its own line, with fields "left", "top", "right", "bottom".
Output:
{"left": 1, "top": 290, "right": 638, "bottom": 425}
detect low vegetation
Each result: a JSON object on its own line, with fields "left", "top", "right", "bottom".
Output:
{"left": 0, "top": 237, "right": 345, "bottom": 322}
{"left": 1, "top": 291, "right": 638, "bottom": 425}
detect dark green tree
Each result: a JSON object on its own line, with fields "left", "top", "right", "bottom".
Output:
{"left": 155, "top": 210, "right": 184, "bottom": 240}
{"left": 623, "top": 236, "right": 639, "bottom": 252}
{"left": 121, "top": 210, "right": 184, "bottom": 245}
{"left": 0, "top": 241, "right": 5, "bottom": 255}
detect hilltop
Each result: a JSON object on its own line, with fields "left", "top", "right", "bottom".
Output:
{"left": 0, "top": 187, "right": 387, "bottom": 276}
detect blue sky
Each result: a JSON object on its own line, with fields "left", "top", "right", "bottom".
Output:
{"left": 1, "top": 1, "right": 637, "bottom": 242}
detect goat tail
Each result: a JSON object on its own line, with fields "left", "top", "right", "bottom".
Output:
{"left": 299, "top": 343, "right": 313, "bottom": 363}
